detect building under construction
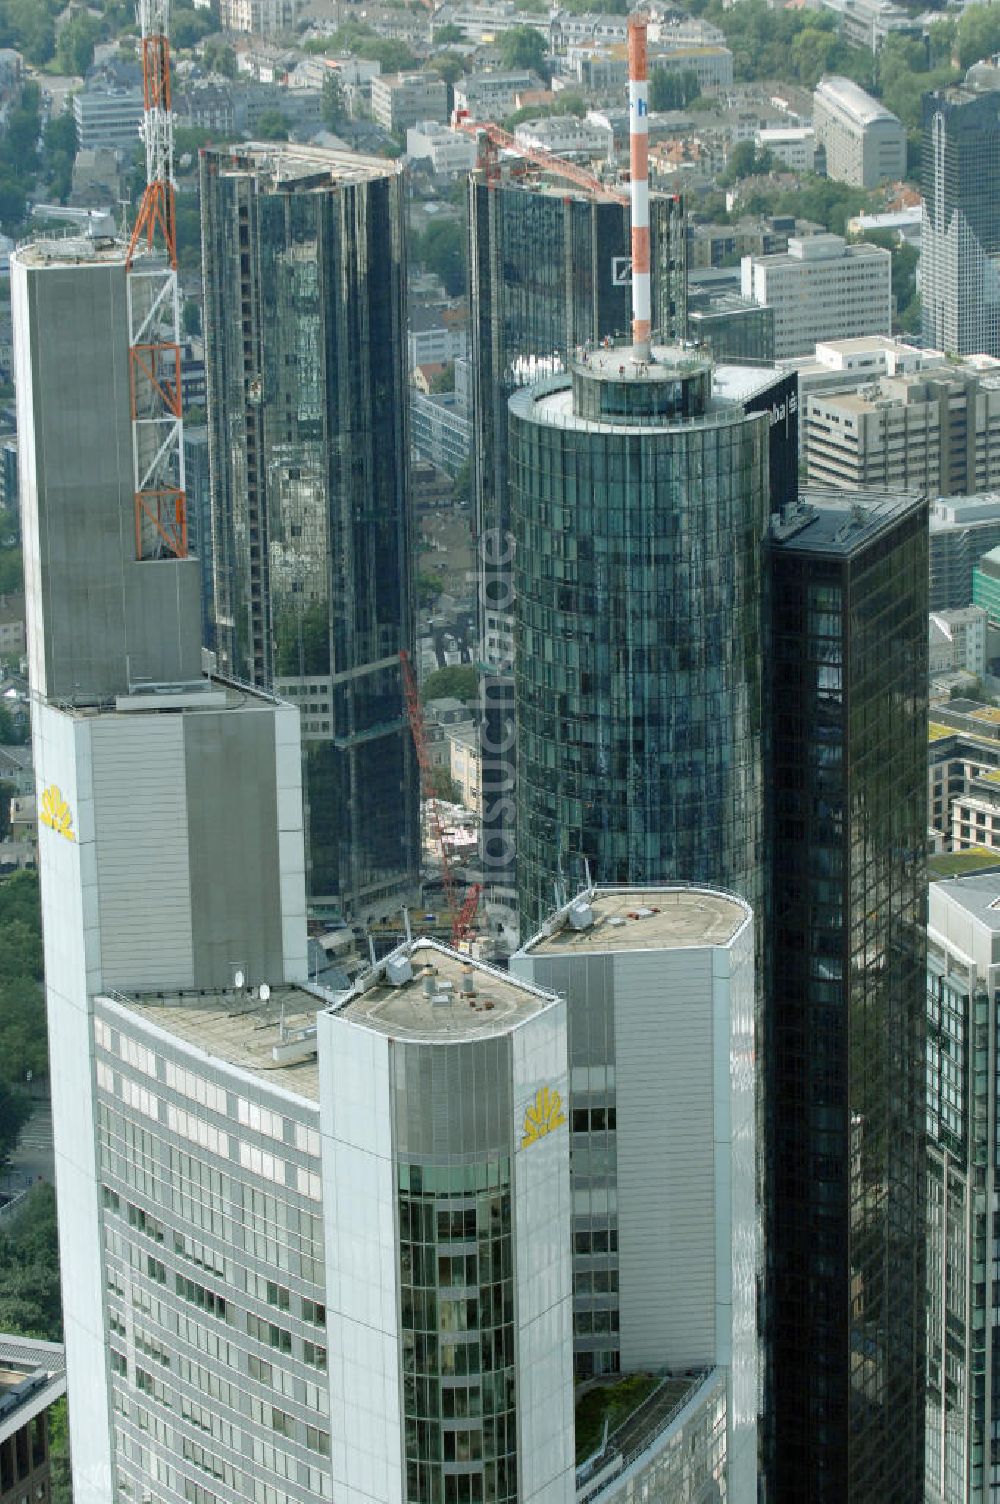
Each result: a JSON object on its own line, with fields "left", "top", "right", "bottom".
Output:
{"left": 468, "top": 156, "right": 687, "bottom": 905}
{"left": 201, "top": 143, "right": 419, "bottom": 921}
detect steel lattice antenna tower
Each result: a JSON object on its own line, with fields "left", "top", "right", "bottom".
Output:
{"left": 126, "top": 0, "right": 187, "bottom": 560}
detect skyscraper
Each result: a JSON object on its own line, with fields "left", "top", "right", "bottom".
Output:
{"left": 13, "top": 231, "right": 310, "bottom": 1503}
{"left": 764, "top": 489, "right": 927, "bottom": 1501}
{"left": 512, "top": 883, "right": 758, "bottom": 1502}
{"left": 468, "top": 175, "right": 687, "bottom": 902}
{"left": 924, "top": 869, "right": 1000, "bottom": 1503}
{"left": 201, "top": 143, "right": 418, "bottom": 921}
{"left": 922, "top": 82, "right": 1000, "bottom": 357}
{"left": 508, "top": 345, "right": 773, "bottom": 938}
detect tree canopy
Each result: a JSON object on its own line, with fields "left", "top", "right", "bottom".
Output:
{"left": 422, "top": 665, "right": 477, "bottom": 704}
{"left": 500, "top": 25, "right": 548, "bottom": 78}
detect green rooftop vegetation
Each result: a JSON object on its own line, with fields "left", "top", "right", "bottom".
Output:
{"left": 928, "top": 848, "right": 1000, "bottom": 880}
{"left": 929, "top": 721, "right": 955, "bottom": 742}
{"left": 574, "top": 1373, "right": 659, "bottom": 1463}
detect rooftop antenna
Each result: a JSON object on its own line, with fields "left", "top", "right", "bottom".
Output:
{"left": 628, "top": 12, "right": 651, "bottom": 362}
{"left": 125, "top": 0, "right": 188, "bottom": 562}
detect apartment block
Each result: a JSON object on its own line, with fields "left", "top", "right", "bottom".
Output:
{"left": 218, "top": 0, "right": 299, "bottom": 37}
{"left": 72, "top": 87, "right": 144, "bottom": 156}
{"left": 813, "top": 76, "right": 906, "bottom": 188}
{"left": 741, "top": 233, "right": 891, "bottom": 359}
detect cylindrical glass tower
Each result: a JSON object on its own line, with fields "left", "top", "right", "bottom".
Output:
{"left": 510, "top": 346, "right": 769, "bottom": 937}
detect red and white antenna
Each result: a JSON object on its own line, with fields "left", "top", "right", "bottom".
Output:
{"left": 125, "top": 0, "right": 187, "bottom": 560}
{"left": 628, "top": 13, "right": 651, "bottom": 361}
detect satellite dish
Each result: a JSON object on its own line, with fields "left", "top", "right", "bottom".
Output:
{"left": 260, "top": 983, "right": 271, "bottom": 1003}
{"left": 234, "top": 970, "right": 245, "bottom": 990}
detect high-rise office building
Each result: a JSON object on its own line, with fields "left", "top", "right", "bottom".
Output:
{"left": 512, "top": 883, "right": 757, "bottom": 1503}
{"left": 926, "top": 870, "right": 1000, "bottom": 1503}
{"left": 764, "top": 489, "right": 927, "bottom": 1501}
{"left": 12, "top": 231, "right": 310, "bottom": 1503}
{"left": 468, "top": 175, "right": 687, "bottom": 902}
{"left": 922, "top": 82, "right": 1000, "bottom": 357}
{"left": 508, "top": 344, "right": 778, "bottom": 939}
{"left": 201, "top": 143, "right": 418, "bottom": 921}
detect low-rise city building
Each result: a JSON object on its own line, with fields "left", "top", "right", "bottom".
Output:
{"left": 813, "top": 76, "right": 906, "bottom": 187}
{"left": 0, "top": 1335, "right": 66, "bottom": 1504}
{"left": 756, "top": 126, "right": 816, "bottom": 172}
{"left": 929, "top": 606, "right": 987, "bottom": 678}
{"left": 371, "top": 72, "right": 449, "bottom": 133}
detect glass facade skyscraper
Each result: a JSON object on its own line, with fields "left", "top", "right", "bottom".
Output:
{"left": 922, "top": 83, "right": 1000, "bottom": 357}
{"left": 468, "top": 177, "right": 686, "bottom": 903}
{"left": 201, "top": 144, "right": 418, "bottom": 920}
{"left": 508, "top": 348, "right": 769, "bottom": 939}
{"left": 764, "top": 490, "right": 927, "bottom": 1502}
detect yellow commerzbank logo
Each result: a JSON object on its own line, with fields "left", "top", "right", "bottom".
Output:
{"left": 521, "top": 1085, "right": 566, "bottom": 1149}
{"left": 39, "top": 784, "right": 75, "bottom": 842}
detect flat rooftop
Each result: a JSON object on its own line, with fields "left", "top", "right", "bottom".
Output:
{"left": 206, "top": 141, "right": 401, "bottom": 188}
{"left": 769, "top": 487, "right": 923, "bottom": 554}
{"left": 337, "top": 939, "right": 557, "bottom": 1040}
{"left": 934, "top": 870, "right": 1000, "bottom": 921}
{"left": 101, "top": 984, "right": 328, "bottom": 1101}
{"left": 14, "top": 234, "right": 129, "bottom": 268}
{"left": 521, "top": 885, "right": 751, "bottom": 955}
{"left": 63, "top": 672, "right": 286, "bottom": 719}
{"left": 0, "top": 1336, "right": 66, "bottom": 1446}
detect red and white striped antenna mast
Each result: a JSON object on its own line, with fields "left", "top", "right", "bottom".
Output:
{"left": 628, "top": 12, "right": 651, "bottom": 361}
{"left": 125, "top": 0, "right": 187, "bottom": 560}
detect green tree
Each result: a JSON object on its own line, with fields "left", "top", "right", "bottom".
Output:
{"left": 55, "top": 13, "right": 102, "bottom": 78}
{"left": 957, "top": 3, "right": 1000, "bottom": 69}
{"left": 1, "top": 0, "right": 57, "bottom": 67}
{"left": 500, "top": 25, "right": 548, "bottom": 77}
{"left": 416, "top": 570, "right": 444, "bottom": 609}
{"left": 0, "top": 1077, "right": 29, "bottom": 1166}
{"left": 182, "top": 298, "right": 201, "bottom": 337}
{"left": 43, "top": 110, "right": 76, "bottom": 202}
{"left": 0, "top": 1185, "right": 62, "bottom": 1340}
{"left": 417, "top": 218, "right": 466, "bottom": 296}
{"left": 428, "top": 50, "right": 465, "bottom": 86}
{"left": 322, "top": 73, "right": 346, "bottom": 128}
{"left": 203, "top": 39, "right": 238, "bottom": 78}
{"left": 430, "top": 766, "right": 462, "bottom": 802}
{"left": 256, "top": 110, "right": 290, "bottom": 141}
{"left": 422, "top": 665, "right": 477, "bottom": 703}
{"left": 433, "top": 23, "right": 464, "bottom": 43}
{"left": 171, "top": 8, "right": 214, "bottom": 50}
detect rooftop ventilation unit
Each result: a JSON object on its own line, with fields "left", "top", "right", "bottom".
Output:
{"left": 569, "top": 901, "right": 595, "bottom": 930}
{"left": 387, "top": 956, "right": 413, "bottom": 987}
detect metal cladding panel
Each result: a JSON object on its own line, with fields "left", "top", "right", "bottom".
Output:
{"left": 32, "top": 703, "right": 114, "bottom": 1503}
{"left": 90, "top": 714, "right": 194, "bottom": 989}
{"left": 390, "top": 1034, "right": 512, "bottom": 1160}
{"left": 183, "top": 705, "right": 287, "bottom": 989}
{"left": 512, "top": 1004, "right": 575, "bottom": 1504}
{"left": 318, "top": 1012, "right": 402, "bottom": 1504}
{"left": 614, "top": 946, "right": 717, "bottom": 1369}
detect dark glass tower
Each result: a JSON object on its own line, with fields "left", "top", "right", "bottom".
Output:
{"left": 922, "top": 82, "right": 1000, "bottom": 357}
{"left": 468, "top": 176, "right": 687, "bottom": 904}
{"left": 509, "top": 346, "right": 769, "bottom": 938}
{"left": 764, "top": 490, "right": 927, "bottom": 1502}
{"left": 201, "top": 144, "right": 419, "bottom": 920}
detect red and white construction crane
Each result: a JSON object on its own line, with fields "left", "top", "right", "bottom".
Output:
{"left": 400, "top": 650, "right": 481, "bottom": 947}
{"left": 126, "top": 0, "right": 187, "bottom": 561}
{"left": 451, "top": 110, "right": 628, "bottom": 205}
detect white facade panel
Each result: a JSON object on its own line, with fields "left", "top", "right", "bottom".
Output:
{"left": 319, "top": 1014, "right": 403, "bottom": 1504}
{"left": 512, "top": 1005, "right": 575, "bottom": 1504}
{"left": 614, "top": 947, "right": 716, "bottom": 1368}
{"left": 90, "top": 715, "right": 194, "bottom": 988}
{"left": 33, "top": 702, "right": 113, "bottom": 1504}
{"left": 275, "top": 703, "right": 308, "bottom": 980}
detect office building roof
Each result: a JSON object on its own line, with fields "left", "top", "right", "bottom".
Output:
{"left": 815, "top": 75, "right": 902, "bottom": 126}
{"left": 933, "top": 871, "right": 1000, "bottom": 926}
{"left": 520, "top": 884, "right": 752, "bottom": 955}
{"left": 204, "top": 141, "right": 401, "bottom": 188}
{"left": 769, "top": 487, "right": 923, "bottom": 555}
{"left": 0, "top": 1336, "right": 66, "bottom": 1447}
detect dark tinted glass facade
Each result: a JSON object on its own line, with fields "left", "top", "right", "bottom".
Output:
{"left": 764, "top": 494, "right": 927, "bottom": 1501}
{"left": 468, "top": 180, "right": 686, "bottom": 902}
{"left": 201, "top": 146, "right": 418, "bottom": 918}
{"left": 922, "top": 87, "right": 1000, "bottom": 356}
{"left": 509, "top": 356, "right": 768, "bottom": 938}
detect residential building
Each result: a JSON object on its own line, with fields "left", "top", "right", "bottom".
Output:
{"left": 431, "top": 1, "right": 548, "bottom": 44}
{"left": 0, "top": 1335, "right": 66, "bottom": 1504}
{"left": 201, "top": 144, "right": 419, "bottom": 920}
{"left": 813, "top": 0, "right": 920, "bottom": 51}
{"left": 406, "top": 120, "right": 479, "bottom": 177}
{"left": 513, "top": 117, "right": 611, "bottom": 160}
{"left": 509, "top": 345, "right": 774, "bottom": 938}
{"left": 756, "top": 126, "right": 816, "bottom": 173}
{"left": 923, "top": 81, "right": 1000, "bottom": 358}
{"left": 72, "top": 87, "right": 144, "bottom": 155}
{"left": 925, "top": 873, "right": 1000, "bottom": 1501}
{"left": 218, "top": 0, "right": 299, "bottom": 36}
{"left": 764, "top": 489, "right": 927, "bottom": 1502}
{"left": 448, "top": 724, "right": 480, "bottom": 811}
{"left": 453, "top": 71, "right": 537, "bottom": 118}
{"left": 740, "top": 233, "right": 892, "bottom": 360}
{"left": 813, "top": 76, "right": 906, "bottom": 188}
{"left": 931, "top": 494, "right": 1000, "bottom": 610}
{"left": 468, "top": 174, "right": 687, "bottom": 905}
{"left": 370, "top": 72, "right": 449, "bottom": 134}
{"left": 512, "top": 884, "right": 757, "bottom": 1502}
{"left": 804, "top": 366, "right": 1000, "bottom": 494}
{"left": 565, "top": 40, "right": 733, "bottom": 95}
{"left": 929, "top": 606, "right": 987, "bottom": 678}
